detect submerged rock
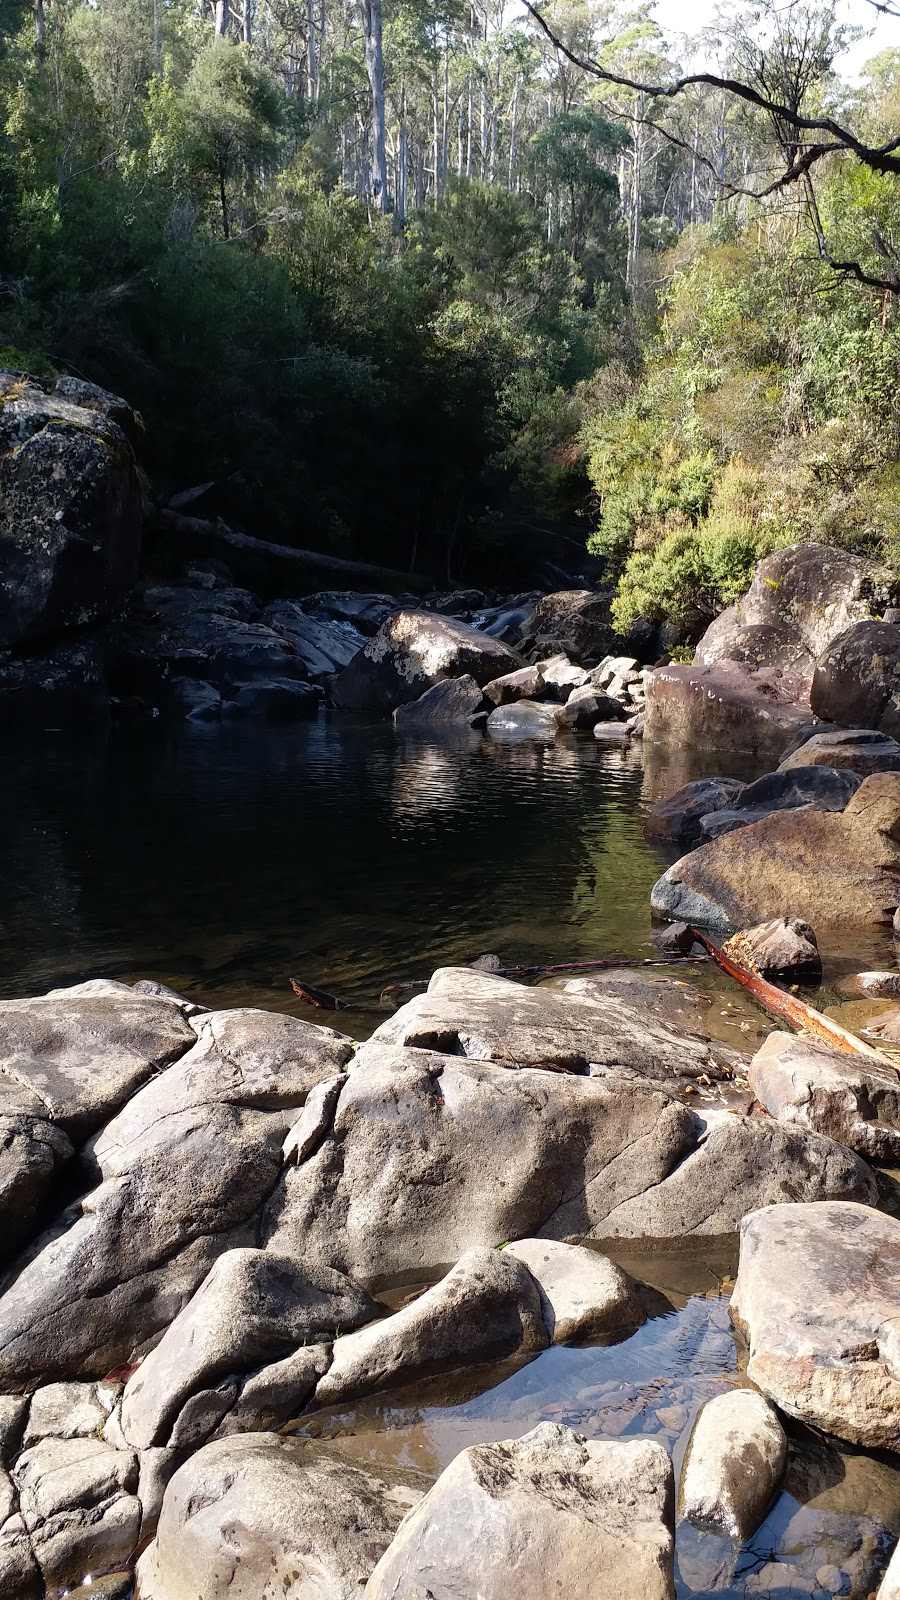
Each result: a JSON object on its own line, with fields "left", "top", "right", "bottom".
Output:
{"left": 136, "top": 1435, "right": 424, "bottom": 1600}
{"left": 749, "top": 1031, "right": 900, "bottom": 1161}
{"left": 503, "top": 1238, "right": 644, "bottom": 1345}
{"left": 679, "top": 1389, "right": 787, "bottom": 1540}
{"left": 364, "top": 1424, "right": 676, "bottom": 1600}
{"left": 651, "top": 772, "right": 900, "bottom": 930}
{"left": 331, "top": 609, "right": 521, "bottom": 716}
{"left": 731, "top": 1201, "right": 900, "bottom": 1450}
{"left": 486, "top": 698, "right": 560, "bottom": 739}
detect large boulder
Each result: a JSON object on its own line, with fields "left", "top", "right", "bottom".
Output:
{"left": 364, "top": 1425, "right": 676, "bottom": 1600}
{"left": 650, "top": 771, "right": 900, "bottom": 931}
{"left": 779, "top": 727, "right": 900, "bottom": 775}
{"left": 503, "top": 1239, "right": 644, "bottom": 1345}
{"left": 315, "top": 1247, "right": 547, "bottom": 1408}
{"left": 811, "top": 620, "right": 900, "bottom": 734}
{"left": 135, "top": 1435, "right": 424, "bottom": 1600}
{"left": 749, "top": 1031, "right": 900, "bottom": 1161}
{"left": 519, "top": 590, "right": 621, "bottom": 664}
{"left": 0, "top": 1009, "right": 353, "bottom": 1387}
{"left": 331, "top": 610, "right": 521, "bottom": 716}
{"left": 393, "top": 675, "right": 487, "bottom": 731}
{"left": 679, "top": 1390, "right": 786, "bottom": 1540}
{"left": 695, "top": 543, "right": 896, "bottom": 681}
{"left": 731, "top": 1201, "right": 900, "bottom": 1449}
{"left": 259, "top": 600, "right": 367, "bottom": 680}
{"left": 644, "top": 660, "right": 815, "bottom": 757}
{"left": 0, "top": 372, "right": 143, "bottom": 650}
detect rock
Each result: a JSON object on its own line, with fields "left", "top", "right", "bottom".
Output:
{"left": 644, "top": 660, "right": 815, "bottom": 757}
{"left": 695, "top": 612, "right": 814, "bottom": 675}
{"left": 300, "top": 591, "right": 398, "bottom": 636}
{"left": 650, "top": 772, "right": 900, "bottom": 931}
{"left": 120, "top": 1249, "right": 377, "bottom": 1449}
{"left": 165, "top": 675, "right": 221, "bottom": 720}
{"left": 593, "top": 720, "right": 632, "bottom": 740}
{"left": 265, "top": 1042, "right": 873, "bottom": 1283}
{"left": 112, "top": 608, "right": 313, "bottom": 718}
{"left": 141, "top": 583, "right": 261, "bottom": 623}
{"left": 23, "top": 1383, "right": 112, "bottom": 1448}
{"left": 0, "top": 635, "right": 109, "bottom": 728}
{"left": 424, "top": 588, "right": 487, "bottom": 616}
{"left": 592, "top": 655, "right": 640, "bottom": 689}
{"left": 0, "top": 1008, "right": 353, "bottom": 1387}
{"left": 557, "top": 685, "right": 627, "bottom": 731}
{"left": 223, "top": 677, "right": 320, "bottom": 721}
{"left": 259, "top": 599, "right": 367, "bottom": 679}
{"left": 731, "top": 763, "right": 862, "bottom": 816}
{"left": 879, "top": 1541, "right": 900, "bottom": 1598}
{"left": 393, "top": 674, "right": 487, "bottom": 730}
{"left": 331, "top": 609, "right": 521, "bottom": 716}
{"left": 779, "top": 728, "right": 900, "bottom": 775}
{"left": 0, "top": 371, "right": 142, "bottom": 650}
{"left": 368, "top": 965, "right": 741, "bottom": 1080}
{"left": 538, "top": 652, "right": 590, "bottom": 698}
{"left": 364, "top": 1424, "right": 676, "bottom": 1600}
{"left": 503, "top": 1239, "right": 644, "bottom": 1344}
{"left": 482, "top": 664, "right": 545, "bottom": 705}
{"left": 749, "top": 1031, "right": 900, "bottom": 1161}
{"left": 486, "top": 699, "right": 561, "bottom": 739}
{"left": 645, "top": 777, "right": 747, "bottom": 843}
{"left": 523, "top": 590, "right": 623, "bottom": 664}
{"left": 213, "top": 1342, "right": 331, "bottom": 1436}
{"left": 840, "top": 971, "right": 900, "bottom": 1000}
{"left": 730, "top": 1201, "right": 900, "bottom": 1449}
{"left": 811, "top": 621, "right": 900, "bottom": 734}
{"left": 13, "top": 1435, "right": 139, "bottom": 1591}
{"left": 722, "top": 918, "right": 822, "bottom": 982}
{"left": 135, "top": 1434, "right": 424, "bottom": 1600}
{"left": 0, "top": 1398, "right": 27, "bottom": 1462}
{"left": 651, "top": 922, "right": 699, "bottom": 955}
{"left": 316, "top": 1247, "right": 547, "bottom": 1407}
{"left": 0, "top": 1115, "right": 73, "bottom": 1263}
{"left": 679, "top": 1389, "right": 787, "bottom": 1540}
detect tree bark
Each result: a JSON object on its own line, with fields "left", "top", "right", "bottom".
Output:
{"left": 214, "top": 0, "right": 230, "bottom": 37}
{"left": 361, "top": 0, "right": 388, "bottom": 213}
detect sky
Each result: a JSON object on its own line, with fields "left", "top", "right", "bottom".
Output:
{"left": 649, "top": 0, "right": 900, "bottom": 79}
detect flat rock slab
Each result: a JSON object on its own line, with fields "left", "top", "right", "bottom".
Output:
{"left": 780, "top": 728, "right": 900, "bottom": 775}
{"left": 731, "top": 1202, "right": 900, "bottom": 1450}
{"left": 503, "top": 1238, "right": 644, "bottom": 1344}
{"left": 680, "top": 1389, "right": 787, "bottom": 1540}
{"left": 651, "top": 772, "right": 900, "bottom": 930}
{"left": 364, "top": 1423, "right": 676, "bottom": 1600}
{"left": 370, "top": 965, "right": 741, "bottom": 1081}
{"left": 749, "top": 1031, "right": 900, "bottom": 1161}
{"left": 316, "top": 1247, "right": 546, "bottom": 1407}
{"left": 136, "top": 1434, "right": 425, "bottom": 1600}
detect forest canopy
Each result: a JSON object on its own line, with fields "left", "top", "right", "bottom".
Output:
{"left": 0, "top": 0, "right": 898, "bottom": 607}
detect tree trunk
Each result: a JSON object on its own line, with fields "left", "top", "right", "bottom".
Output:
{"left": 35, "top": 0, "right": 44, "bottom": 44}
{"left": 361, "top": 0, "right": 388, "bottom": 213}
{"left": 398, "top": 84, "right": 408, "bottom": 223}
{"left": 508, "top": 75, "right": 519, "bottom": 189}
{"left": 214, "top": 0, "right": 230, "bottom": 38}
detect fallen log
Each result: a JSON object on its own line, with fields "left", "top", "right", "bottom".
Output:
{"left": 691, "top": 929, "right": 891, "bottom": 1061}
{"left": 289, "top": 977, "right": 350, "bottom": 1010}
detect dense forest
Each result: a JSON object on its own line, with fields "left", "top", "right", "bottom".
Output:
{"left": 0, "top": 0, "right": 897, "bottom": 613}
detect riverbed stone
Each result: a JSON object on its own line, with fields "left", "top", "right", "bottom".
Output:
{"left": 679, "top": 1389, "right": 787, "bottom": 1540}
{"left": 482, "top": 664, "right": 545, "bottom": 705}
{"left": 120, "top": 1248, "right": 377, "bottom": 1449}
{"left": 135, "top": 1434, "right": 425, "bottom": 1600}
{"left": 503, "top": 1238, "right": 644, "bottom": 1344}
{"left": 779, "top": 727, "right": 900, "bottom": 775}
{"left": 731, "top": 1201, "right": 900, "bottom": 1449}
{"left": 523, "top": 590, "right": 621, "bottom": 664}
{"left": 538, "top": 652, "right": 590, "bottom": 697}
{"left": 13, "top": 1435, "right": 140, "bottom": 1591}
{"left": 331, "top": 609, "right": 521, "bottom": 716}
{"left": 650, "top": 772, "right": 900, "bottom": 931}
{"left": 212, "top": 1342, "right": 331, "bottom": 1437}
{"left": 364, "top": 1424, "right": 676, "bottom": 1600}
{"left": 486, "top": 698, "right": 561, "bottom": 738}
{"left": 393, "top": 674, "right": 487, "bottom": 730}
{"left": 0, "top": 1008, "right": 353, "bottom": 1387}
{"left": 645, "top": 776, "right": 747, "bottom": 843}
{"left": 722, "top": 917, "right": 822, "bottom": 982}
{"left": 316, "top": 1247, "right": 547, "bottom": 1407}
{"left": 369, "top": 965, "right": 742, "bottom": 1081}
{"left": 557, "top": 685, "right": 627, "bottom": 730}
{"left": 840, "top": 971, "right": 900, "bottom": 1000}
{"left": 748, "top": 1031, "right": 900, "bottom": 1161}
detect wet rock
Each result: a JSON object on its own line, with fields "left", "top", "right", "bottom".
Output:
{"left": 0, "top": 635, "right": 109, "bottom": 728}
{"left": 165, "top": 674, "right": 221, "bottom": 720}
{"left": 0, "top": 371, "right": 142, "bottom": 650}
{"left": 121, "top": 1249, "right": 377, "bottom": 1449}
{"left": 112, "top": 608, "right": 313, "bottom": 719}
{"left": 259, "top": 599, "right": 367, "bottom": 679}
{"left": 593, "top": 720, "right": 632, "bottom": 739}
{"left": 365, "top": 1424, "right": 676, "bottom": 1600}
{"left": 393, "top": 674, "right": 488, "bottom": 730}
{"left": 644, "top": 660, "right": 815, "bottom": 758}
{"left": 316, "top": 1247, "right": 547, "bottom": 1407}
{"left": 651, "top": 922, "right": 700, "bottom": 955}
{"left": 749, "top": 1031, "right": 900, "bottom": 1161}
{"left": 331, "top": 609, "right": 521, "bottom": 716}
{"left": 538, "top": 652, "right": 590, "bottom": 698}
{"left": 722, "top": 917, "right": 822, "bottom": 982}
{"left": 679, "top": 1389, "right": 787, "bottom": 1539}
{"left": 731, "top": 1201, "right": 900, "bottom": 1449}
{"left": 557, "top": 686, "right": 627, "bottom": 731}
{"left": 779, "top": 727, "right": 900, "bottom": 775}
{"left": 368, "top": 965, "right": 741, "bottom": 1081}
{"left": 486, "top": 699, "right": 561, "bottom": 739}
{"left": 503, "top": 1239, "right": 644, "bottom": 1344}
{"left": 482, "top": 664, "right": 545, "bottom": 705}
{"left": 13, "top": 1435, "right": 139, "bottom": 1591}
{"left": 135, "top": 1434, "right": 424, "bottom": 1600}
{"left": 223, "top": 676, "right": 320, "bottom": 720}
{"left": 0, "top": 1008, "right": 353, "bottom": 1387}
{"left": 650, "top": 772, "right": 900, "bottom": 931}
{"left": 812, "top": 621, "right": 900, "bottom": 734}
{"left": 840, "top": 971, "right": 900, "bottom": 1000}
{"left": 523, "top": 590, "right": 622, "bottom": 664}
{"left": 645, "top": 777, "right": 747, "bottom": 844}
